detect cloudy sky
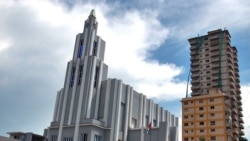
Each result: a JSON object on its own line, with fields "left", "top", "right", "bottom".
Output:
{"left": 0, "top": 0, "right": 250, "bottom": 139}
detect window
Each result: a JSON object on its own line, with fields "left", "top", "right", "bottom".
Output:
{"left": 200, "top": 129, "right": 204, "bottom": 133}
{"left": 51, "top": 135, "right": 57, "bottom": 141}
{"left": 184, "top": 108, "right": 188, "bottom": 112}
{"left": 207, "top": 83, "right": 211, "bottom": 86}
{"left": 206, "top": 65, "right": 209, "bottom": 68}
{"left": 210, "top": 98, "right": 214, "bottom": 102}
{"left": 210, "top": 113, "right": 215, "bottom": 117}
{"left": 211, "top": 121, "right": 215, "bottom": 125}
{"left": 184, "top": 137, "right": 188, "bottom": 141}
{"left": 184, "top": 101, "right": 188, "bottom": 105}
{"left": 199, "top": 107, "right": 204, "bottom": 110}
{"left": 94, "top": 135, "right": 101, "bottom": 141}
{"left": 211, "top": 129, "right": 215, "bottom": 132}
{"left": 205, "top": 54, "right": 209, "bottom": 56}
{"left": 153, "top": 119, "right": 157, "bottom": 127}
{"left": 206, "top": 71, "right": 210, "bottom": 74}
{"left": 119, "top": 103, "right": 126, "bottom": 131}
{"left": 63, "top": 137, "right": 73, "bottom": 141}
{"left": 184, "top": 123, "right": 188, "bottom": 126}
{"left": 81, "top": 134, "right": 87, "bottom": 141}
{"left": 69, "top": 67, "right": 76, "bottom": 87}
{"left": 206, "top": 60, "right": 209, "bottom": 62}
{"left": 93, "top": 41, "right": 98, "bottom": 55}
{"left": 131, "top": 118, "right": 137, "bottom": 128}
{"left": 78, "top": 40, "right": 84, "bottom": 58}
{"left": 184, "top": 130, "right": 188, "bottom": 133}
{"left": 94, "top": 66, "right": 99, "bottom": 88}
{"left": 145, "top": 116, "right": 149, "bottom": 126}
{"left": 77, "top": 65, "right": 83, "bottom": 85}
{"left": 184, "top": 115, "right": 188, "bottom": 119}
{"left": 14, "top": 136, "right": 20, "bottom": 139}
{"left": 199, "top": 114, "right": 204, "bottom": 117}
{"left": 211, "top": 136, "right": 216, "bottom": 140}
{"left": 200, "top": 122, "right": 204, "bottom": 125}
{"left": 210, "top": 106, "right": 215, "bottom": 109}
{"left": 199, "top": 100, "right": 203, "bottom": 103}
{"left": 207, "top": 77, "right": 210, "bottom": 80}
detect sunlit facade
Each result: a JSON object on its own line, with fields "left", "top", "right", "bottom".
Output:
{"left": 44, "top": 9, "right": 179, "bottom": 141}
{"left": 182, "top": 29, "right": 244, "bottom": 141}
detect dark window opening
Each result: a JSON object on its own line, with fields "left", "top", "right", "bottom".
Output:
{"left": 93, "top": 41, "right": 97, "bottom": 56}
{"left": 63, "top": 137, "right": 73, "bottom": 141}
{"left": 211, "top": 136, "right": 216, "bottom": 140}
{"left": 51, "top": 136, "right": 57, "bottom": 141}
{"left": 94, "top": 66, "right": 99, "bottom": 88}
{"left": 77, "top": 65, "right": 83, "bottom": 85}
{"left": 211, "top": 121, "right": 215, "bottom": 125}
{"left": 70, "top": 67, "right": 76, "bottom": 87}
{"left": 82, "top": 134, "right": 87, "bottom": 141}
{"left": 145, "top": 116, "right": 149, "bottom": 126}
{"left": 78, "top": 40, "right": 84, "bottom": 58}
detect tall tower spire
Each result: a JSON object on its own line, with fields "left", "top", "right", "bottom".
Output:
{"left": 50, "top": 9, "right": 108, "bottom": 141}
{"left": 89, "top": 9, "right": 96, "bottom": 18}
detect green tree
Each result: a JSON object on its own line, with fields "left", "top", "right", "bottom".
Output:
{"left": 199, "top": 137, "right": 205, "bottom": 141}
{"left": 240, "top": 137, "right": 248, "bottom": 141}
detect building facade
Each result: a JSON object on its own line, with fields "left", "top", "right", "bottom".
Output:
{"left": 45, "top": 10, "right": 179, "bottom": 141}
{"left": 182, "top": 29, "right": 244, "bottom": 141}
{"left": 5, "top": 132, "right": 44, "bottom": 141}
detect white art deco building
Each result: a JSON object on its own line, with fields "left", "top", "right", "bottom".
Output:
{"left": 45, "top": 9, "right": 179, "bottom": 141}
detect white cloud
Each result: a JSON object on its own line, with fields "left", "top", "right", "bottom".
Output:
{"left": 1, "top": 0, "right": 249, "bottom": 139}
{"left": 165, "top": 0, "right": 250, "bottom": 39}
{"left": 95, "top": 9, "right": 186, "bottom": 100}
{"left": 0, "top": 0, "right": 186, "bottom": 135}
{"left": 0, "top": 39, "right": 12, "bottom": 52}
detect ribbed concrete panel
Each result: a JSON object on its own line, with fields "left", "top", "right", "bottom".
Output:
{"left": 46, "top": 9, "right": 179, "bottom": 141}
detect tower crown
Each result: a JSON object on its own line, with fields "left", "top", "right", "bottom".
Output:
{"left": 89, "top": 9, "right": 96, "bottom": 18}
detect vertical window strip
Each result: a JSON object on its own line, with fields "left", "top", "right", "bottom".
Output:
{"left": 70, "top": 67, "right": 76, "bottom": 87}
{"left": 78, "top": 40, "right": 84, "bottom": 58}
{"left": 51, "top": 135, "right": 57, "bottom": 141}
{"left": 94, "top": 135, "right": 101, "bottom": 141}
{"left": 77, "top": 65, "right": 83, "bottom": 85}
{"left": 63, "top": 137, "right": 73, "bottom": 141}
{"left": 94, "top": 66, "right": 99, "bottom": 88}
{"left": 93, "top": 41, "right": 97, "bottom": 56}
{"left": 83, "top": 134, "right": 87, "bottom": 141}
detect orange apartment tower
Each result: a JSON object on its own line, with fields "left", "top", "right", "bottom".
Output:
{"left": 181, "top": 29, "right": 244, "bottom": 141}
